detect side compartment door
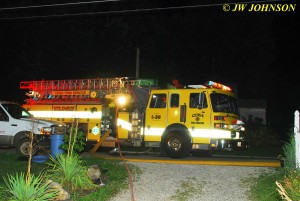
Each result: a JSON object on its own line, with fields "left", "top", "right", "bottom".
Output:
{"left": 145, "top": 93, "right": 167, "bottom": 142}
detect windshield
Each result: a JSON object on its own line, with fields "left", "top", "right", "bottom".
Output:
{"left": 210, "top": 93, "right": 238, "bottom": 115}
{"left": 2, "top": 103, "right": 32, "bottom": 119}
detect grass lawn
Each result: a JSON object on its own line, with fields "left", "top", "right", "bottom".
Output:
{"left": 0, "top": 150, "right": 138, "bottom": 201}
{"left": 246, "top": 170, "right": 284, "bottom": 201}
{"left": 214, "top": 144, "right": 284, "bottom": 158}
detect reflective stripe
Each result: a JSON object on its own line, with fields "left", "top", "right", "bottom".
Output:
{"left": 144, "top": 127, "right": 231, "bottom": 139}
{"left": 234, "top": 132, "right": 240, "bottom": 139}
{"left": 144, "top": 128, "right": 165, "bottom": 136}
{"left": 189, "top": 129, "right": 231, "bottom": 139}
{"left": 117, "top": 119, "right": 132, "bottom": 131}
{"left": 29, "top": 111, "right": 102, "bottom": 119}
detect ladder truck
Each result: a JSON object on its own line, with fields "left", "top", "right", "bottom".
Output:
{"left": 20, "top": 77, "right": 247, "bottom": 158}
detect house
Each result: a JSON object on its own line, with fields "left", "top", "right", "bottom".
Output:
{"left": 238, "top": 99, "right": 267, "bottom": 124}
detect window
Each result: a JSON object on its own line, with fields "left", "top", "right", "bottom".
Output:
{"left": 0, "top": 108, "right": 8, "bottom": 121}
{"left": 189, "top": 93, "right": 207, "bottom": 109}
{"left": 170, "top": 94, "right": 179, "bottom": 108}
{"left": 210, "top": 93, "right": 238, "bottom": 114}
{"left": 149, "top": 94, "right": 167, "bottom": 108}
{"left": 2, "top": 103, "right": 32, "bottom": 119}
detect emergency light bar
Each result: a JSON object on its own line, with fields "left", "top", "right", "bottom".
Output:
{"left": 206, "top": 81, "right": 232, "bottom": 91}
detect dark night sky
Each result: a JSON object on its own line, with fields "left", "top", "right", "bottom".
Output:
{"left": 0, "top": 0, "right": 299, "bottom": 136}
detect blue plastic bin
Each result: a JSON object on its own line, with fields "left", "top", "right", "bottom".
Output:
{"left": 51, "top": 134, "right": 65, "bottom": 158}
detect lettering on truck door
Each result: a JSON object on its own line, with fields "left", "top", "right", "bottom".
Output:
{"left": 145, "top": 93, "right": 167, "bottom": 142}
{"left": 186, "top": 92, "right": 211, "bottom": 144}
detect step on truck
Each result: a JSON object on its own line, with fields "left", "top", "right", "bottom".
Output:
{"left": 0, "top": 101, "right": 66, "bottom": 156}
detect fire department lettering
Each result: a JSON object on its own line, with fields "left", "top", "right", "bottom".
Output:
{"left": 192, "top": 113, "right": 203, "bottom": 122}
{"left": 192, "top": 113, "right": 204, "bottom": 118}
{"left": 151, "top": 114, "right": 161, "bottom": 120}
{"left": 51, "top": 90, "right": 90, "bottom": 95}
{"left": 53, "top": 106, "right": 75, "bottom": 111}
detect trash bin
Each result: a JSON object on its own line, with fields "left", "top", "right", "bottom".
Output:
{"left": 50, "top": 125, "right": 66, "bottom": 158}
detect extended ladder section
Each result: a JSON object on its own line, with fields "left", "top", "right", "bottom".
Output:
{"left": 20, "top": 77, "right": 149, "bottom": 104}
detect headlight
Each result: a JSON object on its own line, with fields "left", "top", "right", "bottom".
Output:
{"left": 214, "top": 123, "right": 228, "bottom": 129}
{"left": 40, "top": 127, "right": 52, "bottom": 135}
{"left": 52, "top": 125, "right": 66, "bottom": 134}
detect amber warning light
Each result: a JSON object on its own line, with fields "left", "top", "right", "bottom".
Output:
{"left": 206, "top": 81, "right": 232, "bottom": 91}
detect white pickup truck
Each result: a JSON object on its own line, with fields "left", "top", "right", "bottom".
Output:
{"left": 0, "top": 101, "right": 66, "bottom": 156}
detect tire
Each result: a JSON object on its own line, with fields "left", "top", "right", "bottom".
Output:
{"left": 16, "top": 138, "right": 38, "bottom": 157}
{"left": 163, "top": 130, "right": 191, "bottom": 159}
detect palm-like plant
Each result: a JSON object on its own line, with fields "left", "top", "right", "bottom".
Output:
{"left": 3, "top": 117, "right": 60, "bottom": 201}
{"left": 3, "top": 172, "right": 59, "bottom": 201}
{"left": 46, "top": 119, "right": 97, "bottom": 195}
{"left": 46, "top": 153, "right": 97, "bottom": 193}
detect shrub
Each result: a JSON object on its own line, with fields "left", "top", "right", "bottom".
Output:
{"left": 282, "top": 131, "right": 296, "bottom": 173}
{"left": 276, "top": 130, "right": 300, "bottom": 200}
{"left": 45, "top": 153, "right": 97, "bottom": 194}
{"left": 3, "top": 172, "right": 59, "bottom": 201}
{"left": 242, "top": 115, "right": 280, "bottom": 146}
{"left": 60, "top": 126, "right": 86, "bottom": 155}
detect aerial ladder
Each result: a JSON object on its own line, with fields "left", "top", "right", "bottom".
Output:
{"left": 20, "top": 77, "right": 156, "bottom": 152}
{"left": 20, "top": 77, "right": 141, "bottom": 104}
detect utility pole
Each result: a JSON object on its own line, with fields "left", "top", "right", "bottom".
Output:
{"left": 136, "top": 48, "right": 140, "bottom": 80}
{"left": 212, "top": 56, "right": 215, "bottom": 81}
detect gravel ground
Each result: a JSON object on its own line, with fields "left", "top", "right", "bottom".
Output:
{"left": 109, "top": 162, "right": 276, "bottom": 201}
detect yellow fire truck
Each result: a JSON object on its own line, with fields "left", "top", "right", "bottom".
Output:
{"left": 20, "top": 77, "right": 246, "bottom": 158}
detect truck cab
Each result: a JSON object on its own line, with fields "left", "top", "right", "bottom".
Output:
{"left": 117, "top": 81, "right": 246, "bottom": 158}
{"left": 143, "top": 85, "right": 244, "bottom": 157}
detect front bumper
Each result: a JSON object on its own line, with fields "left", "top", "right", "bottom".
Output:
{"left": 217, "top": 139, "right": 249, "bottom": 151}
{"left": 34, "top": 134, "right": 51, "bottom": 150}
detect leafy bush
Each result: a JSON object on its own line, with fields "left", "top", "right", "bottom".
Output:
{"left": 60, "top": 126, "right": 86, "bottom": 155}
{"left": 2, "top": 118, "right": 61, "bottom": 201}
{"left": 45, "top": 152, "right": 97, "bottom": 194}
{"left": 3, "top": 172, "right": 59, "bottom": 201}
{"left": 276, "top": 130, "right": 300, "bottom": 200}
{"left": 242, "top": 115, "right": 280, "bottom": 146}
{"left": 282, "top": 131, "right": 296, "bottom": 173}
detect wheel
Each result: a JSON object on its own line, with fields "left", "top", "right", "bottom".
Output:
{"left": 16, "top": 138, "right": 38, "bottom": 157}
{"left": 163, "top": 130, "right": 191, "bottom": 159}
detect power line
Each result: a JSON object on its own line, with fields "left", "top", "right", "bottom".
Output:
{"left": 0, "top": 0, "right": 120, "bottom": 11}
{"left": 0, "top": 0, "right": 287, "bottom": 20}
{"left": 0, "top": 4, "right": 214, "bottom": 20}
{"left": 0, "top": 0, "right": 285, "bottom": 11}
